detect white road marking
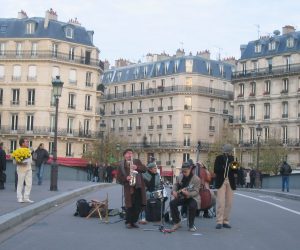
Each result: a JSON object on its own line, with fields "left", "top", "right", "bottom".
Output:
{"left": 258, "top": 195, "right": 282, "bottom": 201}
{"left": 235, "top": 193, "right": 300, "bottom": 216}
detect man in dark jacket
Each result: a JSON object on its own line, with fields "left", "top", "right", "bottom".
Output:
{"left": 280, "top": 161, "right": 292, "bottom": 192}
{"left": 34, "top": 143, "right": 49, "bottom": 185}
{"left": 214, "top": 144, "right": 238, "bottom": 229}
{"left": 117, "top": 148, "right": 147, "bottom": 229}
{"left": 0, "top": 142, "right": 6, "bottom": 190}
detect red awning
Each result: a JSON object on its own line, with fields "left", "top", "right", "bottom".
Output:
{"left": 161, "top": 171, "right": 173, "bottom": 177}
{"left": 48, "top": 157, "right": 88, "bottom": 168}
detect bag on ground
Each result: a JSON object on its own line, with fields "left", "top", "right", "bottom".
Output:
{"left": 74, "top": 199, "right": 91, "bottom": 217}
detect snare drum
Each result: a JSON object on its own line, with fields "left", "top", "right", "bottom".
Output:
{"left": 151, "top": 189, "right": 163, "bottom": 199}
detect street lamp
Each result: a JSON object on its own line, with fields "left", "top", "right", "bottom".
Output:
{"left": 116, "top": 143, "right": 121, "bottom": 161}
{"left": 256, "top": 124, "right": 262, "bottom": 171}
{"left": 50, "top": 76, "right": 64, "bottom": 191}
{"left": 196, "top": 140, "right": 201, "bottom": 176}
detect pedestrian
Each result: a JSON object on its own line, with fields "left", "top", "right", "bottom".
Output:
{"left": 250, "top": 168, "right": 256, "bottom": 188}
{"left": 98, "top": 164, "right": 104, "bottom": 182}
{"left": 0, "top": 142, "right": 7, "bottom": 190}
{"left": 245, "top": 169, "right": 251, "bottom": 188}
{"left": 14, "top": 138, "right": 34, "bottom": 203}
{"left": 86, "top": 161, "right": 93, "bottom": 181}
{"left": 33, "top": 143, "right": 49, "bottom": 185}
{"left": 255, "top": 169, "right": 262, "bottom": 189}
{"left": 214, "top": 144, "right": 238, "bottom": 229}
{"left": 116, "top": 148, "right": 147, "bottom": 229}
{"left": 279, "top": 160, "right": 292, "bottom": 192}
{"left": 93, "top": 163, "right": 99, "bottom": 182}
{"left": 106, "top": 164, "right": 113, "bottom": 183}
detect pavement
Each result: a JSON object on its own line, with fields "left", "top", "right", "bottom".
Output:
{"left": 0, "top": 179, "right": 299, "bottom": 235}
{"left": 0, "top": 180, "right": 114, "bottom": 234}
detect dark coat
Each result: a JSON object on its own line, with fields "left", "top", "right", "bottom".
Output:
{"left": 35, "top": 148, "right": 49, "bottom": 166}
{"left": 117, "top": 159, "right": 147, "bottom": 208}
{"left": 214, "top": 154, "right": 237, "bottom": 190}
{"left": 0, "top": 147, "right": 6, "bottom": 171}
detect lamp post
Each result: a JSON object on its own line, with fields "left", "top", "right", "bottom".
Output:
{"left": 171, "top": 164, "right": 174, "bottom": 184}
{"left": 196, "top": 140, "right": 201, "bottom": 176}
{"left": 50, "top": 76, "right": 64, "bottom": 191}
{"left": 256, "top": 124, "right": 262, "bottom": 171}
{"left": 116, "top": 143, "right": 121, "bottom": 161}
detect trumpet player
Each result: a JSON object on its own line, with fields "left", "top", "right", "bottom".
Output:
{"left": 214, "top": 144, "right": 238, "bottom": 229}
{"left": 117, "top": 148, "right": 147, "bottom": 229}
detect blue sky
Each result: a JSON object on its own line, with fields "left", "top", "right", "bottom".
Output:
{"left": 1, "top": 0, "right": 299, "bottom": 65}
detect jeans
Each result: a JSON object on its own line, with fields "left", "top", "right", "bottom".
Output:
{"left": 282, "top": 176, "right": 290, "bottom": 192}
{"left": 36, "top": 163, "right": 44, "bottom": 185}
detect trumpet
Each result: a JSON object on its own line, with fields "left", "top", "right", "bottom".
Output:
{"left": 128, "top": 156, "right": 138, "bottom": 186}
{"left": 230, "top": 161, "right": 239, "bottom": 170}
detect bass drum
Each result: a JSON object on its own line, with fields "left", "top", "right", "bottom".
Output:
{"left": 200, "top": 188, "right": 214, "bottom": 210}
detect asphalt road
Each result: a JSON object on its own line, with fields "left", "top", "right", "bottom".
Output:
{"left": 0, "top": 185, "right": 299, "bottom": 250}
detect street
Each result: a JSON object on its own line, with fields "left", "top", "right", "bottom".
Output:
{"left": 0, "top": 185, "right": 299, "bottom": 250}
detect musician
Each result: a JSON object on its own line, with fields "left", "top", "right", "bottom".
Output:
{"left": 170, "top": 161, "right": 201, "bottom": 232}
{"left": 117, "top": 148, "right": 147, "bottom": 229}
{"left": 214, "top": 144, "right": 238, "bottom": 229}
{"left": 142, "top": 162, "right": 162, "bottom": 199}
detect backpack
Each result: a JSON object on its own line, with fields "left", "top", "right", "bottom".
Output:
{"left": 74, "top": 199, "right": 91, "bottom": 217}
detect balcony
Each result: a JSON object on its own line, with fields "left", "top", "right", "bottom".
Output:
{"left": 249, "top": 115, "right": 255, "bottom": 120}
{"left": 237, "top": 93, "right": 244, "bottom": 98}
{"left": 111, "top": 111, "right": 116, "bottom": 115}
{"left": 148, "top": 125, "right": 154, "bottom": 130}
{"left": 149, "top": 107, "right": 154, "bottom": 112}
{"left": 69, "top": 80, "right": 77, "bottom": 85}
{"left": 167, "top": 124, "right": 172, "bottom": 129}
{"left": 119, "top": 110, "right": 124, "bottom": 114}
{"left": 157, "top": 125, "right": 163, "bottom": 129}
{"left": 168, "top": 106, "right": 173, "bottom": 110}
{"left": 100, "top": 123, "right": 106, "bottom": 127}
{"left": 137, "top": 109, "right": 142, "bottom": 113}
{"left": 119, "top": 127, "right": 124, "bottom": 131}
{"left": 263, "top": 91, "right": 270, "bottom": 96}
{"left": 27, "top": 76, "right": 37, "bottom": 82}
{"left": 127, "top": 126, "right": 132, "bottom": 131}
{"left": 136, "top": 126, "right": 141, "bottom": 130}
{"left": 264, "top": 115, "right": 270, "bottom": 120}
{"left": 0, "top": 50, "right": 101, "bottom": 68}
{"left": 184, "top": 105, "right": 192, "bottom": 110}
{"left": 85, "top": 106, "right": 93, "bottom": 111}
{"left": 110, "top": 128, "right": 115, "bottom": 131}
{"left": 282, "top": 114, "right": 288, "bottom": 118}
{"left": 223, "top": 109, "right": 228, "bottom": 114}
{"left": 68, "top": 104, "right": 76, "bottom": 109}
{"left": 85, "top": 82, "right": 94, "bottom": 87}
{"left": 249, "top": 92, "right": 256, "bottom": 97}
{"left": 128, "top": 109, "right": 133, "bottom": 114}
{"left": 158, "top": 106, "right": 163, "bottom": 111}
{"left": 11, "top": 76, "right": 21, "bottom": 81}
{"left": 209, "top": 126, "right": 215, "bottom": 131}
{"left": 209, "top": 107, "right": 215, "bottom": 112}
{"left": 166, "top": 161, "right": 171, "bottom": 166}
{"left": 10, "top": 100, "right": 20, "bottom": 106}
{"left": 26, "top": 101, "right": 35, "bottom": 106}
{"left": 281, "top": 90, "right": 288, "bottom": 95}
{"left": 183, "top": 124, "right": 191, "bottom": 128}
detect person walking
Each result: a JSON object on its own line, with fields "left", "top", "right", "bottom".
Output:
{"left": 34, "top": 143, "right": 49, "bottom": 185}
{"left": 14, "top": 138, "right": 34, "bottom": 203}
{"left": 0, "top": 142, "right": 6, "bottom": 190}
{"left": 280, "top": 161, "right": 292, "bottom": 192}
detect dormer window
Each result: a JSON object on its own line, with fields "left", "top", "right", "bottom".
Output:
{"left": 219, "top": 64, "right": 224, "bottom": 76}
{"left": 268, "top": 41, "right": 276, "bottom": 51}
{"left": 143, "top": 66, "right": 148, "bottom": 77}
{"left": 206, "top": 62, "right": 211, "bottom": 74}
{"left": 286, "top": 37, "right": 294, "bottom": 48}
{"left": 254, "top": 43, "right": 261, "bottom": 53}
{"left": 26, "top": 22, "right": 35, "bottom": 34}
{"left": 175, "top": 60, "right": 180, "bottom": 72}
{"left": 164, "top": 61, "right": 170, "bottom": 74}
{"left": 65, "top": 27, "right": 74, "bottom": 39}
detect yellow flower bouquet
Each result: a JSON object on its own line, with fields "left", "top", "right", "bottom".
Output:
{"left": 11, "top": 147, "right": 32, "bottom": 165}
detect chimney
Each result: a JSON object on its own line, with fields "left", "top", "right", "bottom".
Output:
{"left": 44, "top": 8, "right": 58, "bottom": 29}
{"left": 17, "top": 10, "right": 28, "bottom": 19}
{"left": 222, "top": 57, "right": 237, "bottom": 66}
{"left": 176, "top": 48, "right": 185, "bottom": 57}
{"left": 146, "top": 53, "right": 153, "bottom": 62}
{"left": 68, "top": 17, "right": 81, "bottom": 26}
{"left": 196, "top": 50, "right": 210, "bottom": 59}
{"left": 115, "top": 58, "right": 133, "bottom": 68}
{"left": 282, "top": 25, "right": 296, "bottom": 35}
{"left": 240, "top": 44, "right": 247, "bottom": 56}
{"left": 104, "top": 60, "right": 110, "bottom": 70}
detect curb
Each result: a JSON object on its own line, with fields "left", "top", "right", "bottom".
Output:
{"left": 0, "top": 183, "right": 113, "bottom": 234}
{"left": 241, "top": 188, "right": 300, "bottom": 201}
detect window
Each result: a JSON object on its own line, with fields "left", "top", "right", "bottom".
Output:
{"left": 27, "top": 89, "right": 35, "bottom": 105}
{"left": 282, "top": 102, "right": 288, "bottom": 118}
{"left": 84, "top": 119, "right": 90, "bottom": 135}
{"left": 85, "top": 95, "right": 91, "bottom": 110}
{"left": 186, "top": 59, "right": 193, "bottom": 73}
{"left": 12, "top": 65, "right": 21, "bottom": 81}
{"left": 114, "top": 86, "right": 118, "bottom": 98}
{"left": 131, "top": 83, "right": 135, "bottom": 96}
{"left": 144, "top": 66, "right": 148, "bottom": 77}
{"left": 26, "top": 22, "right": 35, "bottom": 34}
{"left": 69, "top": 69, "right": 77, "bottom": 84}
{"left": 242, "top": 62, "right": 246, "bottom": 75}
{"left": 66, "top": 143, "right": 72, "bottom": 156}
{"left": 127, "top": 118, "right": 132, "bottom": 130}
{"left": 69, "top": 47, "right": 75, "bottom": 60}
{"left": 238, "top": 83, "right": 244, "bottom": 97}
{"left": 183, "top": 153, "right": 190, "bottom": 162}
{"left": 171, "top": 78, "right": 175, "bottom": 89}
{"left": 184, "top": 97, "right": 192, "bottom": 110}
{"left": 286, "top": 37, "right": 294, "bottom": 48}
{"left": 264, "top": 127, "right": 269, "bottom": 142}
{"left": 282, "top": 126, "right": 288, "bottom": 144}
{"left": 137, "top": 117, "right": 141, "bottom": 127}
{"left": 165, "top": 61, "right": 170, "bottom": 73}
{"left": 0, "top": 43, "right": 5, "bottom": 56}
{"left": 250, "top": 82, "right": 256, "bottom": 96}
{"left": 50, "top": 115, "right": 55, "bottom": 133}
{"left": 67, "top": 117, "right": 74, "bottom": 134}
{"left": 252, "top": 61, "right": 259, "bottom": 72}
{"left": 264, "top": 80, "right": 271, "bottom": 94}
{"left": 83, "top": 144, "right": 88, "bottom": 154}
{"left": 268, "top": 41, "right": 276, "bottom": 51}
{"left": 28, "top": 65, "right": 37, "bottom": 81}
{"left": 52, "top": 66, "right": 60, "bottom": 79}
{"left": 185, "top": 77, "right": 192, "bottom": 90}
{"left": 250, "top": 127, "right": 255, "bottom": 144}
{"left": 65, "top": 27, "right": 74, "bottom": 39}
{"left": 254, "top": 43, "right": 261, "bottom": 53}
{"left": 16, "top": 43, "right": 22, "bottom": 56}
{"left": 183, "top": 134, "right": 191, "bottom": 146}
{"left": 68, "top": 93, "right": 76, "bottom": 109}
{"left": 175, "top": 60, "right": 180, "bottom": 72}
{"left": 11, "top": 114, "right": 18, "bottom": 130}
{"left": 0, "top": 113, "right": 1, "bottom": 128}
{"left": 219, "top": 64, "right": 224, "bottom": 76}
{"left": 0, "top": 88, "right": 3, "bottom": 105}
{"left": 282, "top": 78, "right": 289, "bottom": 93}
{"left": 31, "top": 43, "right": 37, "bottom": 56}
{"left": 140, "top": 82, "right": 144, "bottom": 94}
{"left": 285, "top": 56, "right": 291, "bottom": 72}
{"left": 209, "top": 117, "right": 214, "bottom": 129}
{"left": 0, "top": 65, "right": 4, "bottom": 80}
{"left": 86, "top": 72, "right": 92, "bottom": 86}
{"left": 26, "top": 114, "right": 34, "bottom": 131}
{"left": 184, "top": 115, "right": 191, "bottom": 127}
{"left": 48, "top": 142, "right": 54, "bottom": 155}
{"left": 239, "top": 105, "right": 245, "bottom": 121}
{"left": 249, "top": 104, "right": 255, "bottom": 120}
{"left": 238, "top": 128, "right": 244, "bottom": 143}
{"left": 10, "top": 140, "right": 17, "bottom": 153}
{"left": 264, "top": 103, "right": 270, "bottom": 119}
{"left": 12, "top": 89, "right": 20, "bottom": 105}
{"left": 52, "top": 44, "right": 58, "bottom": 57}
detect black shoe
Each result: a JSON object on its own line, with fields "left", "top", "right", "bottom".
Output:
{"left": 203, "top": 214, "right": 212, "bottom": 218}
{"left": 131, "top": 223, "right": 139, "bottom": 228}
{"left": 126, "top": 223, "right": 133, "bottom": 229}
{"left": 216, "top": 224, "right": 222, "bottom": 229}
{"left": 223, "top": 223, "right": 232, "bottom": 229}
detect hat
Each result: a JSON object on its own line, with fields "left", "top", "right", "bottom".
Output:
{"left": 181, "top": 161, "right": 192, "bottom": 169}
{"left": 147, "top": 162, "right": 157, "bottom": 168}
{"left": 222, "top": 144, "right": 233, "bottom": 153}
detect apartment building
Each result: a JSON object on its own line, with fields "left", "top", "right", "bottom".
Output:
{"left": 100, "top": 50, "right": 234, "bottom": 177}
{"left": 232, "top": 25, "right": 300, "bottom": 168}
{"left": 0, "top": 10, "right": 103, "bottom": 159}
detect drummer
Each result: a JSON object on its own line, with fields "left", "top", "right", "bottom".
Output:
{"left": 142, "top": 162, "right": 162, "bottom": 199}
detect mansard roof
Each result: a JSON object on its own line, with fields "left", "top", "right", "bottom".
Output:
{"left": 102, "top": 56, "right": 233, "bottom": 84}
{"left": 241, "top": 32, "right": 300, "bottom": 60}
{"left": 0, "top": 17, "right": 94, "bottom": 46}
